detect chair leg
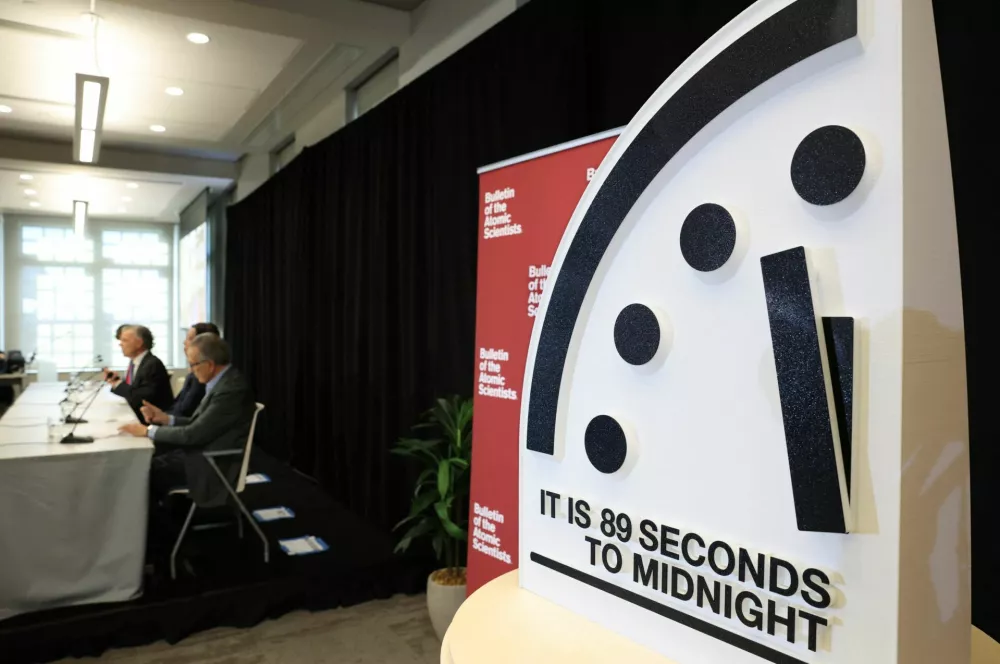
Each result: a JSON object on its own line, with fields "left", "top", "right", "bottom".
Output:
{"left": 171, "top": 502, "right": 197, "bottom": 581}
{"left": 208, "top": 458, "right": 269, "bottom": 564}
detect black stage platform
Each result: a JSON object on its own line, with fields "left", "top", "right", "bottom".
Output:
{"left": 0, "top": 452, "right": 431, "bottom": 664}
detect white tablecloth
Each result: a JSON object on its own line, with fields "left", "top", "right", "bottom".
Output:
{"left": 0, "top": 382, "right": 153, "bottom": 620}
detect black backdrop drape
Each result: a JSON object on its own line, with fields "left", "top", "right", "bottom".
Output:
{"left": 225, "top": 0, "right": 996, "bottom": 640}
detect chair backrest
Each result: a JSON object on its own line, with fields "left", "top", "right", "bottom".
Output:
{"left": 235, "top": 402, "right": 265, "bottom": 493}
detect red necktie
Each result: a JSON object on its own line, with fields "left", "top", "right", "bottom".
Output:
{"left": 125, "top": 362, "right": 134, "bottom": 385}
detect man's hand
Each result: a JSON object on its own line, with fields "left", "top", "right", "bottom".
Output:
{"left": 140, "top": 399, "right": 169, "bottom": 425}
{"left": 119, "top": 422, "right": 148, "bottom": 437}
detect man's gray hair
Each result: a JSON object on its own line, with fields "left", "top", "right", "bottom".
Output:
{"left": 191, "top": 333, "right": 231, "bottom": 365}
{"left": 124, "top": 325, "right": 154, "bottom": 350}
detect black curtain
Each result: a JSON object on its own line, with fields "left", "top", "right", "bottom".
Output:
{"left": 225, "top": 0, "right": 758, "bottom": 531}
{"left": 225, "top": 0, "right": 996, "bottom": 639}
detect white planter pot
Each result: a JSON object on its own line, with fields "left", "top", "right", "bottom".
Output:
{"left": 426, "top": 569, "right": 466, "bottom": 640}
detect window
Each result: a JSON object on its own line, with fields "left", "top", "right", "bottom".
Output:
{"left": 11, "top": 219, "right": 175, "bottom": 370}
{"left": 347, "top": 52, "right": 399, "bottom": 121}
{"left": 179, "top": 222, "right": 208, "bottom": 331}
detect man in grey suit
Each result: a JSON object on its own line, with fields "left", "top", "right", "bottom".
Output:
{"left": 119, "top": 333, "right": 256, "bottom": 508}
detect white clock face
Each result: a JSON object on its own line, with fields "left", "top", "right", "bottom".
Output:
{"left": 517, "top": 0, "right": 967, "bottom": 662}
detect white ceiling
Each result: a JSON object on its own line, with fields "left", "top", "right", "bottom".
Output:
{"left": 0, "top": 0, "right": 327, "bottom": 152}
{"left": 0, "top": 0, "right": 419, "bottom": 220}
{"left": 0, "top": 161, "right": 231, "bottom": 221}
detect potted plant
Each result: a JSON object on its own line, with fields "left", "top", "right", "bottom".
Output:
{"left": 392, "top": 395, "right": 473, "bottom": 640}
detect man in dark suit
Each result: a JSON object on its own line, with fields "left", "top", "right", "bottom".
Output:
{"left": 104, "top": 325, "right": 174, "bottom": 416}
{"left": 169, "top": 322, "right": 220, "bottom": 418}
{"left": 119, "top": 333, "right": 256, "bottom": 508}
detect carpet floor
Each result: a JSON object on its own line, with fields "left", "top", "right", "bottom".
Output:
{"left": 55, "top": 594, "right": 441, "bottom": 664}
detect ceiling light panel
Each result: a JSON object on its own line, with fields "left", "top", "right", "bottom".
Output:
{"left": 74, "top": 74, "right": 109, "bottom": 164}
{"left": 73, "top": 200, "right": 88, "bottom": 236}
{"left": 80, "top": 80, "right": 102, "bottom": 130}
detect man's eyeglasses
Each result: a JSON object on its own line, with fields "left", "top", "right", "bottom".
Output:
{"left": 189, "top": 360, "right": 208, "bottom": 370}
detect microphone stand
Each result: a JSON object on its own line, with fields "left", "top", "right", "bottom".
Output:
{"left": 60, "top": 384, "right": 105, "bottom": 444}
{"left": 64, "top": 386, "right": 95, "bottom": 424}
{"left": 65, "top": 356, "right": 104, "bottom": 394}
{"left": 62, "top": 355, "right": 107, "bottom": 421}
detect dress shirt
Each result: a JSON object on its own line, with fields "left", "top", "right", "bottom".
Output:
{"left": 148, "top": 366, "right": 231, "bottom": 440}
{"left": 123, "top": 350, "right": 147, "bottom": 384}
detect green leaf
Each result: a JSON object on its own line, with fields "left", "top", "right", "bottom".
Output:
{"left": 413, "top": 468, "right": 435, "bottom": 496}
{"left": 431, "top": 533, "right": 444, "bottom": 562}
{"left": 393, "top": 517, "right": 434, "bottom": 553}
{"left": 391, "top": 438, "right": 443, "bottom": 465}
{"left": 390, "top": 448, "right": 420, "bottom": 458}
{"left": 437, "top": 459, "right": 450, "bottom": 499}
{"left": 392, "top": 490, "right": 438, "bottom": 531}
{"left": 435, "top": 399, "right": 457, "bottom": 434}
{"left": 397, "top": 437, "right": 442, "bottom": 449}
{"left": 448, "top": 457, "right": 469, "bottom": 470}
{"left": 393, "top": 439, "right": 442, "bottom": 458}
{"left": 434, "top": 500, "right": 468, "bottom": 541}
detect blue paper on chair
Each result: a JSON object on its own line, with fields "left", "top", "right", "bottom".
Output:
{"left": 279, "top": 535, "right": 329, "bottom": 556}
{"left": 245, "top": 473, "right": 271, "bottom": 485}
{"left": 252, "top": 506, "right": 295, "bottom": 523}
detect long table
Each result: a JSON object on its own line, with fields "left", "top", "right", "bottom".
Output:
{"left": 0, "top": 382, "right": 153, "bottom": 621}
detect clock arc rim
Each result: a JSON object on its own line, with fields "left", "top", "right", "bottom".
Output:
{"left": 524, "top": 0, "right": 860, "bottom": 456}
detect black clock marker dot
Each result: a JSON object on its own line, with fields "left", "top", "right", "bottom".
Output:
{"left": 791, "top": 125, "right": 866, "bottom": 205}
{"left": 585, "top": 415, "right": 628, "bottom": 474}
{"left": 614, "top": 304, "right": 660, "bottom": 365}
{"left": 680, "top": 203, "right": 737, "bottom": 272}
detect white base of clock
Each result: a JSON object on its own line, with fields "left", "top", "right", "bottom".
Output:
{"left": 441, "top": 571, "right": 1000, "bottom": 664}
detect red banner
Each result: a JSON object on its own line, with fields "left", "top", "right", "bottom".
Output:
{"left": 467, "top": 130, "right": 619, "bottom": 595}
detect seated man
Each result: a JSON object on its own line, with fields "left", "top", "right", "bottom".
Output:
{"left": 119, "top": 333, "right": 256, "bottom": 509}
{"left": 104, "top": 325, "right": 174, "bottom": 416}
{"left": 170, "top": 322, "right": 221, "bottom": 418}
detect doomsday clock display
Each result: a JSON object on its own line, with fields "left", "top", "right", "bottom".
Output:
{"left": 518, "top": 0, "right": 970, "bottom": 663}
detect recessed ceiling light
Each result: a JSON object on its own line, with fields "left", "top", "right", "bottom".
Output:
{"left": 165, "top": 87, "right": 184, "bottom": 96}
{"left": 24, "top": 189, "right": 37, "bottom": 196}
{"left": 0, "top": 105, "right": 12, "bottom": 114}
{"left": 186, "top": 32, "right": 210, "bottom": 44}
{"left": 126, "top": 182, "right": 139, "bottom": 189}
{"left": 150, "top": 124, "right": 166, "bottom": 133}
{"left": 122, "top": 196, "right": 132, "bottom": 202}
{"left": 20, "top": 174, "right": 33, "bottom": 181}
{"left": 29, "top": 201, "right": 41, "bottom": 208}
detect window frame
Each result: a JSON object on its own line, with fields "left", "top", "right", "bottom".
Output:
{"left": 178, "top": 220, "right": 210, "bottom": 361}
{"left": 4, "top": 215, "right": 178, "bottom": 370}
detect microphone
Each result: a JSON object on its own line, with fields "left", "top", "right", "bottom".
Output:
{"left": 66, "top": 355, "right": 104, "bottom": 393}
{"left": 60, "top": 384, "right": 104, "bottom": 444}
